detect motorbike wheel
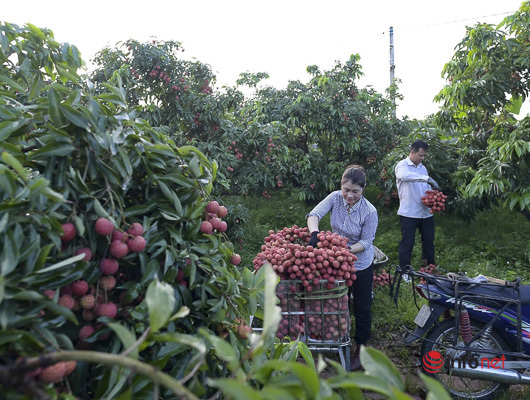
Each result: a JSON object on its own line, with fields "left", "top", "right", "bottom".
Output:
{"left": 421, "top": 318, "right": 511, "bottom": 400}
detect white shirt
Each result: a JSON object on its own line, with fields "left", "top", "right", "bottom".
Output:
{"left": 395, "top": 157, "right": 432, "bottom": 219}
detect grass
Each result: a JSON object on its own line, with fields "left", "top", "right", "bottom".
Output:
{"left": 221, "top": 189, "right": 530, "bottom": 397}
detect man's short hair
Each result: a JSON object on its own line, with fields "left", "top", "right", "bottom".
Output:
{"left": 411, "top": 140, "right": 428, "bottom": 152}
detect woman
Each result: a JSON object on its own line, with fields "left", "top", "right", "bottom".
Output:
{"left": 306, "top": 165, "right": 378, "bottom": 371}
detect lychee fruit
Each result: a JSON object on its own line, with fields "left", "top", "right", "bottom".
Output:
{"left": 127, "top": 222, "right": 144, "bottom": 237}
{"left": 60, "top": 285, "right": 73, "bottom": 295}
{"left": 95, "top": 217, "right": 114, "bottom": 236}
{"left": 61, "top": 223, "right": 76, "bottom": 243}
{"left": 100, "top": 258, "right": 119, "bottom": 275}
{"left": 39, "top": 362, "right": 67, "bottom": 383}
{"left": 237, "top": 324, "right": 252, "bottom": 340}
{"left": 217, "top": 220, "right": 228, "bottom": 232}
{"left": 82, "top": 308, "right": 96, "bottom": 321}
{"left": 200, "top": 221, "right": 213, "bottom": 234}
{"left": 43, "top": 289, "right": 55, "bottom": 300}
{"left": 99, "top": 275, "right": 116, "bottom": 291}
{"left": 63, "top": 360, "right": 77, "bottom": 376}
{"left": 96, "top": 302, "right": 118, "bottom": 319}
{"left": 110, "top": 240, "right": 129, "bottom": 259}
{"left": 58, "top": 294, "right": 75, "bottom": 309}
{"left": 206, "top": 200, "right": 220, "bottom": 214}
{"left": 217, "top": 205, "right": 228, "bottom": 218}
{"left": 176, "top": 269, "right": 185, "bottom": 281}
{"left": 71, "top": 280, "right": 89, "bottom": 297}
{"left": 112, "top": 229, "right": 127, "bottom": 243}
{"left": 75, "top": 247, "right": 92, "bottom": 262}
{"left": 210, "top": 217, "right": 222, "bottom": 231}
{"left": 230, "top": 253, "right": 242, "bottom": 266}
{"left": 79, "top": 324, "right": 96, "bottom": 341}
{"left": 127, "top": 236, "right": 146, "bottom": 253}
{"left": 80, "top": 294, "right": 96, "bottom": 309}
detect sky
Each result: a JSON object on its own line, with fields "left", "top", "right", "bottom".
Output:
{"left": 2, "top": 0, "right": 527, "bottom": 119}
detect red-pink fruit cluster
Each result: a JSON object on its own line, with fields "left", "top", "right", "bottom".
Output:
{"left": 419, "top": 264, "right": 439, "bottom": 284}
{"left": 253, "top": 225, "right": 357, "bottom": 290}
{"left": 200, "top": 201, "right": 228, "bottom": 234}
{"left": 274, "top": 280, "right": 350, "bottom": 342}
{"left": 37, "top": 360, "right": 77, "bottom": 383}
{"left": 94, "top": 218, "right": 146, "bottom": 258}
{"left": 421, "top": 190, "right": 447, "bottom": 214}
{"left": 305, "top": 296, "right": 349, "bottom": 341}
{"left": 373, "top": 269, "right": 392, "bottom": 288}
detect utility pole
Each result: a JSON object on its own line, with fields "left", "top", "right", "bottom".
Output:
{"left": 389, "top": 26, "right": 396, "bottom": 115}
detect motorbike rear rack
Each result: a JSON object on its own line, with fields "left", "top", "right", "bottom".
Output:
{"left": 390, "top": 265, "right": 530, "bottom": 356}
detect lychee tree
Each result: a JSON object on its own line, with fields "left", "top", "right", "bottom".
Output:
{"left": 434, "top": 2, "right": 530, "bottom": 221}
{"left": 0, "top": 22, "right": 260, "bottom": 399}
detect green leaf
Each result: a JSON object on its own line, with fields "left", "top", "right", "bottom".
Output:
{"left": 93, "top": 198, "right": 109, "bottom": 218}
{"left": 146, "top": 279, "right": 175, "bottom": 332}
{"left": 168, "top": 306, "right": 190, "bottom": 322}
{"left": 506, "top": 94, "right": 522, "bottom": 115}
{"left": 1, "top": 152, "right": 27, "bottom": 182}
{"left": 0, "top": 73, "right": 25, "bottom": 91}
{"left": 108, "top": 322, "right": 139, "bottom": 359}
{"left": 421, "top": 373, "right": 452, "bottom": 400}
{"left": 45, "top": 300, "right": 78, "bottom": 325}
{"left": 1, "top": 232, "right": 19, "bottom": 275}
{"left": 0, "top": 275, "right": 5, "bottom": 304}
{"left": 35, "top": 253, "right": 86, "bottom": 274}
{"left": 61, "top": 104, "right": 89, "bottom": 129}
{"left": 0, "top": 120, "right": 26, "bottom": 141}
{"left": 189, "top": 155, "right": 202, "bottom": 178}
{"left": 29, "top": 143, "right": 75, "bottom": 160}
{"left": 48, "top": 86, "right": 65, "bottom": 126}
{"left": 207, "top": 379, "right": 262, "bottom": 400}
{"left": 360, "top": 346, "right": 404, "bottom": 391}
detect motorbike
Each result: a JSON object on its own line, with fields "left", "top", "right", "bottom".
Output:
{"left": 390, "top": 264, "right": 530, "bottom": 400}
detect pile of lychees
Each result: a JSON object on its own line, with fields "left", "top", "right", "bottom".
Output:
{"left": 253, "top": 225, "right": 357, "bottom": 291}
{"left": 253, "top": 225, "right": 356, "bottom": 342}
{"left": 373, "top": 269, "right": 392, "bottom": 288}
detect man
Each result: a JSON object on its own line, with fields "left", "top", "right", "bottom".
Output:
{"left": 395, "top": 140, "right": 440, "bottom": 269}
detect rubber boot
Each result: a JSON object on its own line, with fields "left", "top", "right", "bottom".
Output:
{"left": 350, "top": 344, "right": 363, "bottom": 371}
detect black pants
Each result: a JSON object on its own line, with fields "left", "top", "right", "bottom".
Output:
{"left": 349, "top": 264, "right": 373, "bottom": 345}
{"left": 398, "top": 216, "right": 435, "bottom": 267}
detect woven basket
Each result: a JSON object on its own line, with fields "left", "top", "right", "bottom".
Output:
{"left": 373, "top": 246, "right": 388, "bottom": 270}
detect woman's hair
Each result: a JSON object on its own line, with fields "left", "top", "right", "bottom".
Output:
{"left": 341, "top": 164, "right": 366, "bottom": 188}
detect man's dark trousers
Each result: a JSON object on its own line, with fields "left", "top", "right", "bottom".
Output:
{"left": 398, "top": 216, "right": 435, "bottom": 267}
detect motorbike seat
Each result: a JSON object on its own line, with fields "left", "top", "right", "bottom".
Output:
{"left": 456, "top": 283, "right": 530, "bottom": 305}
{"left": 422, "top": 276, "right": 530, "bottom": 305}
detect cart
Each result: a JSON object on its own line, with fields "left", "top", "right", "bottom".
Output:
{"left": 252, "top": 278, "right": 352, "bottom": 371}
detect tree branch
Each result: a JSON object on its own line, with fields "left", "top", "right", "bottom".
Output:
{"left": 1, "top": 350, "right": 199, "bottom": 400}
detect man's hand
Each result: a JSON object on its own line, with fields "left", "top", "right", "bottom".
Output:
{"left": 428, "top": 177, "right": 440, "bottom": 190}
{"left": 308, "top": 231, "right": 319, "bottom": 247}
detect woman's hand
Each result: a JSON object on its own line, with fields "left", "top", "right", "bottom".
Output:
{"left": 349, "top": 242, "right": 365, "bottom": 253}
{"left": 308, "top": 231, "right": 319, "bottom": 247}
